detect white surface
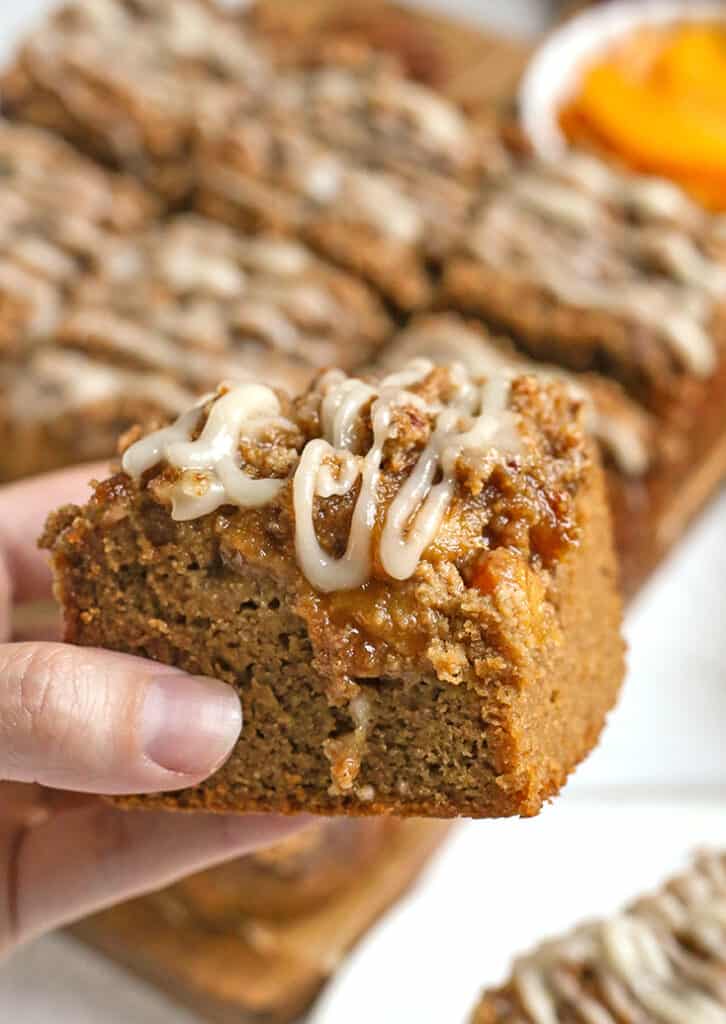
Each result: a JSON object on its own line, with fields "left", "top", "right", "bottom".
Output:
{"left": 312, "top": 800, "right": 726, "bottom": 1024}
{"left": 520, "top": 0, "right": 726, "bottom": 157}
{"left": 0, "top": 0, "right": 52, "bottom": 64}
{"left": 572, "top": 489, "right": 726, "bottom": 789}
{"left": 1, "top": 0, "right": 726, "bottom": 1021}
{"left": 1, "top": 937, "right": 199, "bottom": 1024}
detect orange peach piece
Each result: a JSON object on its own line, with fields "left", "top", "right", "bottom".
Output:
{"left": 576, "top": 64, "right": 726, "bottom": 176}
{"left": 654, "top": 26, "right": 726, "bottom": 111}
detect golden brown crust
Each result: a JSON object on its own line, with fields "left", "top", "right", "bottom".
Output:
{"left": 372, "top": 312, "right": 726, "bottom": 598}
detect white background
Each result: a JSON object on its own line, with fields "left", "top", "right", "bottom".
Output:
{"left": 2, "top": 1, "right": 726, "bottom": 1021}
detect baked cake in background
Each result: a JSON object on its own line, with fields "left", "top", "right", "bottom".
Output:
{"left": 0, "top": 0, "right": 273, "bottom": 200}
{"left": 442, "top": 154, "right": 726, "bottom": 592}
{"left": 72, "top": 818, "right": 450, "bottom": 1024}
{"left": 247, "top": 0, "right": 532, "bottom": 135}
{"left": 0, "top": 117, "right": 153, "bottom": 360}
{"left": 443, "top": 153, "right": 726, "bottom": 410}
{"left": 1, "top": 214, "right": 390, "bottom": 482}
{"left": 471, "top": 848, "right": 726, "bottom": 1023}
{"left": 0, "top": 118, "right": 160, "bottom": 482}
{"left": 152, "top": 819, "right": 397, "bottom": 927}
{"left": 194, "top": 58, "right": 482, "bottom": 310}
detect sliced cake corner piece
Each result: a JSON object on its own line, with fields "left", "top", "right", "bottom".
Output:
{"left": 471, "top": 848, "right": 726, "bottom": 1023}
{"left": 42, "top": 359, "right": 624, "bottom": 818}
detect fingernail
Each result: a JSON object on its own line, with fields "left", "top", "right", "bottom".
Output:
{"left": 141, "top": 674, "right": 242, "bottom": 776}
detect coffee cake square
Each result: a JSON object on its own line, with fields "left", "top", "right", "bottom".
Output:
{"left": 44, "top": 360, "right": 624, "bottom": 818}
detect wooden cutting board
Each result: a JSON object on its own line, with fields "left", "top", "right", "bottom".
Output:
{"left": 71, "top": 820, "right": 452, "bottom": 1024}
{"left": 252, "top": 0, "right": 532, "bottom": 123}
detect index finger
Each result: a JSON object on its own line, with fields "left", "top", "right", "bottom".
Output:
{"left": 0, "top": 463, "right": 108, "bottom": 608}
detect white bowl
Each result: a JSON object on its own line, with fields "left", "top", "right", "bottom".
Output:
{"left": 520, "top": 0, "right": 726, "bottom": 160}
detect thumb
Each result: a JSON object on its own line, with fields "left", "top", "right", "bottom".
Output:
{"left": 0, "top": 643, "right": 242, "bottom": 794}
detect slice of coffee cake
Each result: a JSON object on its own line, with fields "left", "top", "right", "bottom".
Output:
{"left": 44, "top": 360, "right": 623, "bottom": 818}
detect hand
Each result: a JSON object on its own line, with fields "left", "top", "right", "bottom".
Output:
{"left": 0, "top": 465, "right": 307, "bottom": 959}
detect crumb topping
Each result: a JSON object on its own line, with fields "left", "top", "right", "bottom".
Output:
{"left": 15, "top": 0, "right": 271, "bottom": 123}
{"left": 0, "top": 121, "right": 152, "bottom": 357}
{"left": 121, "top": 361, "right": 588, "bottom": 595}
{"left": 379, "top": 315, "right": 654, "bottom": 478}
{"left": 463, "top": 155, "right": 726, "bottom": 378}
{"left": 270, "top": 63, "right": 476, "bottom": 174}
{"left": 67, "top": 216, "right": 389, "bottom": 387}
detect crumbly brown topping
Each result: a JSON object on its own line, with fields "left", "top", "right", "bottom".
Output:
{"left": 112, "top": 363, "right": 591, "bottom": 692}
{"left": 123, "top": 364, "right": 587, "bottom": 559}
{"left": 267, "top": 62, "right": 477, "bottom": 175}
{"left": 446, "top": 154, "right": 726, "bottom": 404}
{"left": 2, "top": 0, "right": 271, "bottom": 189}
{"left": 378, "top": 314, "right": 656, "bottom": 477}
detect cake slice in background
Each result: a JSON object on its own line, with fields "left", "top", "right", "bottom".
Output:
{"left": 154, "top": 819, "right": 397, "bottom": 927}
{"left": 0, "top": 118, "right": 162, "bottom": 482}
{"left": 0, "top": 118, "right": 154, "bottom": 359}
{"left": 443, "top": 153, "right": 726, "bottom": 413}
{"left": 442, "top": 154, "right": 726, "bottom": 593}
{"left": 471, "top": 848, "right": 726, "bottom": 1022}
{"left": 0, "top": 0, "right": 273, "bottom": 201}
{"left": 2, "top": 214, "right": 389, "bottom": 483}
{"left": 194, "top": 57, "right": 480, "bottom": 311}
{"left": 72, "top": 819, "right": 450, "bottom": 1024}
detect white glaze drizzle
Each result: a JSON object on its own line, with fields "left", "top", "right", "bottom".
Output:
{"left": 381, "top": 318, "right": 652, "bottom": 478}
{"left": 294, "top": 363, "right": 521, "bottom": 591}
{"left": 508, "top": 851, "right": 726, "bottom": 1023}
{"left": 122, "top": 384, "right": 290, "bottom": 521}
{"left": 123, "top": 362, "right": 523, "bottom": 591}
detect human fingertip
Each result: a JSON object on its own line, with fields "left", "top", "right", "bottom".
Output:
{"left": 141, "top": 674, "right": 242, "bottom": 777}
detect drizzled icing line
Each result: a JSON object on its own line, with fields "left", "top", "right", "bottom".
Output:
{"left": 380, "top": 319, "right": 652, "bottom": 478}
{"left": 122, "top": 362, "right": 524, "bottom": 592}
{"left": 122, "top": 385, "right": 291, "bottom": 521}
